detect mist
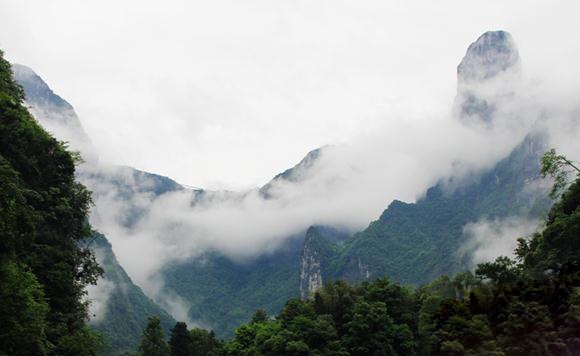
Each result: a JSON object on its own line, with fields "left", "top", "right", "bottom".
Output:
{"left": 4, "top": 1, "right": 580, "bottom": 324}
{"left": 2, "top": 0, "right": 580, "bottom": 190}
{"left": 77, "top": 63, "right": 579, "bottom": 308}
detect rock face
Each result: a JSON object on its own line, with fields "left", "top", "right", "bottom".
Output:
{"left": 299, "top": 228, "right": 324, "bottom": 300}
{"left": 455, "top": 31, "right": 521, "bottom": 124}
{"left": 11, "top": 64, "right": 97, "bottom": 161}
{"left": 457, "top": 31, "right": 520, "bottom": 84}
{"left": 298, "top": 226, "right": 345, "bottom": 300}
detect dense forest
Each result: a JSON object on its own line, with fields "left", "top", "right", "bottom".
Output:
{"left": 135, "top": 158, "right": 580, "bottom": 355}
{"left": 0, "top": 50, "right": 103, "bottom": 355}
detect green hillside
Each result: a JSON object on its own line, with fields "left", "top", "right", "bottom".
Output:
{"left": 0, "top": 50, "right": 102, "bottom": 355}
{"left": 89, "top": 234, "right": 176, "bottom": 355}
{"left": 328, "top": 133, "right": 552, "bottom": 285}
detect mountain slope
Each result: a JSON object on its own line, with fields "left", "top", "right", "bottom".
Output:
{"left": 11, "top": 30, "right": 555, "bottom": 343}
{"left": 299, "top": 30, "right": 551, "bottom": 292}
{"left": 89, "top": 234, "right": 176, "bottom": 355}
{"left": 0, "top": 50, "right": 102, "bottom": 355}
{"left": 11, "top": 63, "right": 177, "bottom": 354}
{"left": 327, "top": 133, "right": 551, "bottom": 286}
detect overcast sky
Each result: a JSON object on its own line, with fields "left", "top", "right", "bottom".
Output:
{"left": 1, "top": 0, "right": 579, "bottom": 190}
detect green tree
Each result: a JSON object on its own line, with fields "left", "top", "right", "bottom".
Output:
{"left": 541, "top": 148, "right": 580, "bottom": 198}
{"left": 250, "top": 309, "right": 269, "bottom": 324}
{"left": 190, "top": 328, "right": 223, "bottom": 356}
{"left": 139, "top": 317, "right": 169, "bottom": 356}
{"left": 0, "top": 261, "right": 49, "bottom": 355}
{"left": 343, "top": 300, "right": 396, "bottom": 355}
{"left": 169, "top": 322, "right": 192, "bottom": 356}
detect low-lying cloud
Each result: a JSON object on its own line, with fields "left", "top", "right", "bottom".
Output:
{"left": 460, "top": 217, "right": 543, "bottom": 267}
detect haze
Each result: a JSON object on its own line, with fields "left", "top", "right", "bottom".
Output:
{"left": 1, "top": 0, "right": 579, "bottom": 189}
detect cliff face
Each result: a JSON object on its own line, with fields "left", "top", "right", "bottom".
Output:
{"left": 455, "top": 31, "right": 522, "bottom": 124}
{"left": 299, "top": 229, "right": 324, "bottom": 300}
{"left": 299, "top": 226, "right": 343, "bottom": 299}
{"left": 457, "top": 31, "right": 520, "bottom": 84}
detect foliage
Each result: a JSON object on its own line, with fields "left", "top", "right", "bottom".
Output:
{"left": 154, "top": 132, "right": 550, "bottom": 340}
{"left": 0, "top": 49, "right": 102, "bottom": 355}
{"left": 541, "top": 148, "right": 580, "bottom": 199}
{"left": 138, "top": 317, "right": 170, "bottom": 356}
{"left": 230, "top": 163, "right": 580, "bottom": 355}
{"left": 89, "top": 234, "right": 176, "bottom": 356}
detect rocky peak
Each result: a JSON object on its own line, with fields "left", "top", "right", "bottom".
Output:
{"left": 457, "top": 31, "right": 520, "bottom": 85}
{"left": 455, "top": 31, "right": 522, "bottom": 125}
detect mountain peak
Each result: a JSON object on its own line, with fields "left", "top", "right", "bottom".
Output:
{"left": 457, "top": 31, "right": 520, "bottom": 84}
{"left": 454, "top": 31, "right": 522, "bottom": 124}
{"left": 12, "top": 63, "right": 97, "bottom": 161}
{"left": 11, "top": 63, "right": 73, "bottom": 110}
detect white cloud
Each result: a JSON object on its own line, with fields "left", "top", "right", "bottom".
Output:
{"left": 460, "top": 217, "right": 543, "bottom": 267}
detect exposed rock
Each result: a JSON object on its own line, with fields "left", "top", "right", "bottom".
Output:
{"left": 455, "top": 31, "right": 521, "bottom": 125}
{"left": 299, "top": 227, "right": 325, "bottom": 300}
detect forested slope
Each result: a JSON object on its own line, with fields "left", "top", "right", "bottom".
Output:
{"left": 222, "top": 169, "right": 580, "bottom": 356}
{"left": 0, "top": 50, "right": 102, "bottom": 355}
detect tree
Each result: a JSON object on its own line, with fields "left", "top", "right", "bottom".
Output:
{"left": 343, "top": 300, "right": 396, "bottom": 355}
{"left": 250, "top": 309, "right": 269, "bottom": 324}
{"left": 169, "top": 322, "right": 191, "bottom": 356}
{"left": 475, "top": 256, "right": 521, "bottom": 287}
{"left": 138, "top": 317, "right": 169, "bottom": 356}
{"left": 190, "top": 328, "right": 223, "bottom": 356}
{"left": 0, "top": 261, "right": 49, "bottom": 355}
{"left": 541, "top": 148, "right": 580, "bottom": 198}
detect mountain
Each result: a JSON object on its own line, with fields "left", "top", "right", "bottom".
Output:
{"left": 300, "top": 133, "right": 550, "bottom": 291}
{"left": 89, "top": 234, "right": 175, "bottom": 355}
{"left": 454, "top": 30, "right": 521, "bottom": 124}
{"left": 11, "top": 30, "right": 555, "bottom": 344}
{"left": 11, "top": 64, "right": 97, "bottom": 161}
{"left": 0, "top": 50, "right": 102, "bottom": 355}
{"left": 11, "top": 63, "right": 177, "bottom": 354}
{"left": 298, "top": 30, "right": 551, "bottom": 294}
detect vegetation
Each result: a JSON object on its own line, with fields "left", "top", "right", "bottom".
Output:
{"left": 89, "top": 234, "right": 176, "bottom": 356}
{"left": 137, "top": 318, "right": 224, "bottom": 356}
{"left": 3, "top": 36, "right": 580, "bottom": 355}
{"left": 0, "top": 50, "right": 103, "bottom": 354}
{"left": 140, "top": 149, "right": 579, "bottom": 355}
{"left": 138, "top": 317, "right": 170, "bottom": 356}
{"left": 158, "top": 134, "right": 551, "bottom": 340}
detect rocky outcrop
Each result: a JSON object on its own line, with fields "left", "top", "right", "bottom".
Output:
{"left": 455, "top": 31, "right": 521, "bottom": 124}
{"left": 299, "top": 226, "right": 341, "bottom": 299}
{"left": 457, "top": 31, "right": 520, "bottom": 84}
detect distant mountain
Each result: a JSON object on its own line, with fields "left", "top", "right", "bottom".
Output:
{"left": 12, "top": 30, "right": 555, "bottom": 343}
{"left": 298, "top": 30, "right": 551, "bottom": 296}
{"left": 298, "top": 133, "right": 550, "bottom": 295}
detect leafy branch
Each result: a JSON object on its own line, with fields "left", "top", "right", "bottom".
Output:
{"left": 540, "top": 148, "right": 580, "bottom": 198}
